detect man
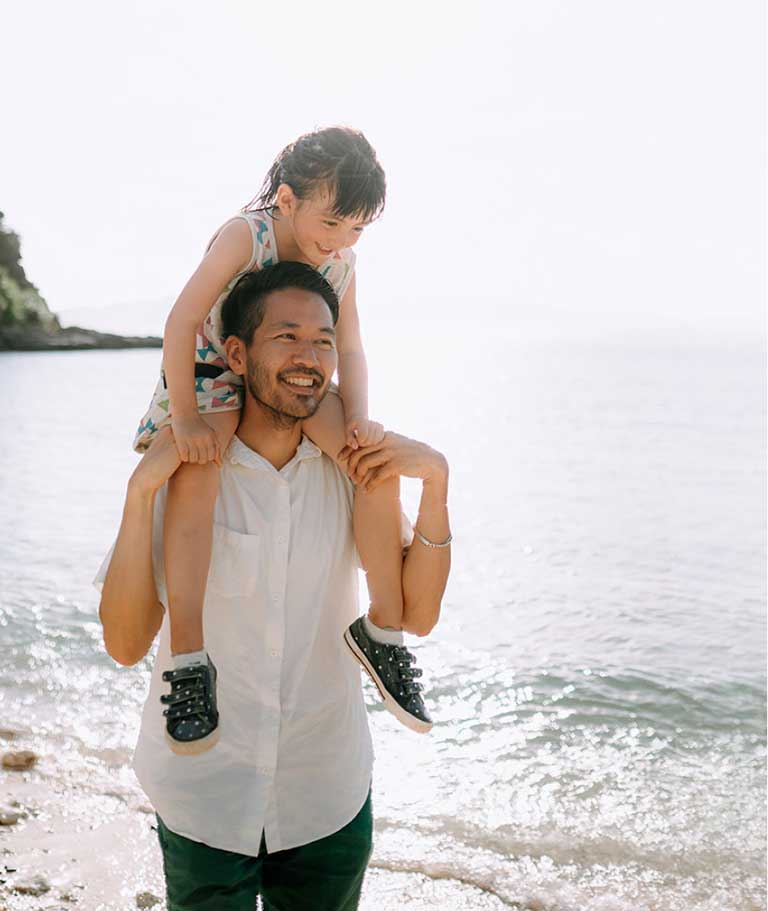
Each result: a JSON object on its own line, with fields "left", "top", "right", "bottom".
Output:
{"left": 96, "top": 261, "right": 451, "bottom": 910}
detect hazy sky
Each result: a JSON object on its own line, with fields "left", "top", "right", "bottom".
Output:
{"left": 3, "top": 0, "right": 764, "bottom": 335}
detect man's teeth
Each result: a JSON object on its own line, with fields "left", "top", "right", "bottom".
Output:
{"left": 284, "top": 377, "right": 314, "bottom": 387}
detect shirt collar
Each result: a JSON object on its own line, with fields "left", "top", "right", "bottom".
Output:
{"left": 226, "top": 434, "right": 322, "bottom": 472}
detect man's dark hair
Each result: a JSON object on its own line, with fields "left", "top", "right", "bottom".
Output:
{"left": 220, "top": 261, "right": 339, "bottom": 344}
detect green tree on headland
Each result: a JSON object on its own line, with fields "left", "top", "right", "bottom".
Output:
{"left": 0, "top": 210, "right": 161, "bottom": 350}
{"left": 0, "top": 211, "right": 59, "bottom": 329}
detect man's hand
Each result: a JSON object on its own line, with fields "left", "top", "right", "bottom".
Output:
{"left": 342, "top": 431, "right": 448, "bottom": 492}
{"left": 129, "top": 427, "right": 184, "bottom": 498}
{"left": 341, "top": 415, "right": 386, "bottom": 456}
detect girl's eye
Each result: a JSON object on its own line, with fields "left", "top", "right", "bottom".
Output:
{"left": 323, "top": 220, "right": 339, "bottom": 227}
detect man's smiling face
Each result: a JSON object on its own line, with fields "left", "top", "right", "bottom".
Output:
{"left": 240, "top": 287, "right": 338, "bottom": 422}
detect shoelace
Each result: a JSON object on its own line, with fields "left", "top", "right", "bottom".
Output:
{"left": 393, "top": 646, "right": 424, "bottom": 695}
{"left": 160, "top": 666, "right": 210, "bottom": 720}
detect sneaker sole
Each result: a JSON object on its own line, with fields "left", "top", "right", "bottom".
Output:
{"left": 165, "top": 724, "right": 221, "bottom": 756}
{"left": 343, "top": 628, "right": 432, "bottom": 734}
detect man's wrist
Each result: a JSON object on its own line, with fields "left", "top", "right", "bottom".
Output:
{"left": 422, "top": 457, "right": 449, "bottom": 502}
{"left": 423, "top": 451, "right": 449, "bottom": 484}
{"left": 126, "top": 474, "right": 159, "bottom": 506}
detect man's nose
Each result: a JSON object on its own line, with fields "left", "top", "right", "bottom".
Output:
{"left": 291, "top": 341, "right": 320, "bottom": 367}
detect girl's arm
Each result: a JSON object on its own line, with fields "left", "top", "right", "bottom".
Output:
{"left": 335, "top": 275, "right": 383, "bottom": 449}
{"left": 163, "top": 218, "right": 252, "bottom": 463}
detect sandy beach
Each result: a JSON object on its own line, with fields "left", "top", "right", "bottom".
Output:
{"left": 0, "top": 729, "right": 511, "bottom": 911}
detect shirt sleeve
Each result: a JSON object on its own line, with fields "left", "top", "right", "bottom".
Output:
{"left": 400, "top": 510, "right": 415, "bottom": 551}
{"left": 92, "top": 486, "right": 169, "bottom": 611}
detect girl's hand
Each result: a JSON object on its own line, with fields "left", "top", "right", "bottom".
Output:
{"left": 171, "top": 414, "right": 222, "bottom": 465}
{"left": 342, "top": 415, "right": 385, "bottom": 455}
{"left": 343, "top": 432, "right": 449, "bottom": 492}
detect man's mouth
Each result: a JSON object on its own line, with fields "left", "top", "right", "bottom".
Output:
{"left": 279, "top": 373, "right": 322, "bottom": 395}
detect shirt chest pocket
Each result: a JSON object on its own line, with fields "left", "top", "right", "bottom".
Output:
{"left": 205, "top": 524, "right": 262, "bottom": 599}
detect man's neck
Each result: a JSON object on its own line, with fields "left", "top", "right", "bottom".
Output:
{"left": 234, "top": 397, "right": 304, "bottom": 471}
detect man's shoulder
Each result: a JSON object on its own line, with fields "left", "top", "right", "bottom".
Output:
{"left": 310, "top": 446, "right": 355, "bottom": 491}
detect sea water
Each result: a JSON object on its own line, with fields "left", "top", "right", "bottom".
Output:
{"left": 0, "top": 321, "right": 765, "bottom": 910}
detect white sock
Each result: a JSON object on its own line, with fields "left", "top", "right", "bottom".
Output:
{"left": 363, "top": 615, "right": 404, "bottom": 646}
{"left": 172, "top": 649, "right": 208, "bottom": 669}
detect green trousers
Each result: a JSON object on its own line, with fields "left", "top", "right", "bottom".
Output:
{"left": 154, "top": 788, "right": 373, "bottom": 911}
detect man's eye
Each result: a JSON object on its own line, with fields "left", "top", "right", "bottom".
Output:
{"left": 278, "top": 333, "right": 296, "bottom": 340}
{"left": 317, "top": 339, "right": 334, "bottom": 348}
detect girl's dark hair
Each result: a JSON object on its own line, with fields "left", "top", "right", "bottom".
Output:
{"left": 244, "top": 126, "right": 386, "bottom": 222}
{"left": 221, "top": 261, "right": 340, "bottom": 345}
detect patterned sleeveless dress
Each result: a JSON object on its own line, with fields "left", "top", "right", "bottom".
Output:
{"left": 133, "top": 210, "right": 356, "bottom": 452}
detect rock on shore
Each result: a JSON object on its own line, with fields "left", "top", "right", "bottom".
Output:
{"left": 0, "top": 209, "right": 162, "bottom": 352}
{"left": 0, "top": 323, "right": 162, "bottom": 351}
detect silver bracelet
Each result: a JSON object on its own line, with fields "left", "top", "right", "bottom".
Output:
{"left": 414, "top": 528, "right": 453, "bottom": 549}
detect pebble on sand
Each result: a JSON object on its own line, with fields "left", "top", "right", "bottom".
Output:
{"left": 0, "top": 804, "right": 27, "bottom": 825}
{"left": 1, "top": 750, "right": 38, "bottom": 771}
{"left": 10, "top": 872, "right": 51, "bottom": 896}
{"left": 135, "top": 891, "right": 162, "bottom": 908}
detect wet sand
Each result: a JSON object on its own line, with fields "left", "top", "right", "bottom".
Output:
{"left": 0, "top": 745, "right": 510, "bottom": 911}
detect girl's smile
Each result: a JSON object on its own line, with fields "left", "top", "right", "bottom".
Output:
{"left": 272, "top": 186, "right": 369, "bottom": 267}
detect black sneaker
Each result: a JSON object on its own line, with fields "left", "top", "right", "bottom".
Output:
{"left": 343, "top": 617, "right": 432, "bottom": 733}
{"left": 161, "top": 656, "right": 220, "bottom": 755}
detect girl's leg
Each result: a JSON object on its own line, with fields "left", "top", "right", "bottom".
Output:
{"left": 163, "top": 410, "right": 240, "bottom": 656}
{"left": 352, "top": 479, "right": 404, "bottom": 630}
{"left": 306, "top": 394, "right": 433, "bottom": 734}
{"left": 304, "top": 394, "right": 404, "bottom": 631}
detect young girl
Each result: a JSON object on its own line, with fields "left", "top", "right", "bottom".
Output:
{"left": 134, "top": 127, "right": 434, "bottom": 754}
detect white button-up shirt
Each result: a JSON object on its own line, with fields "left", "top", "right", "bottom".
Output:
{"left": 95, "top": 434, "right": 406, "bottom": 855}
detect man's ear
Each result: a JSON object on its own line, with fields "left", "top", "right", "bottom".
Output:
{"left": 224, "top": 335, "right": 247, "bottom": 376}
{"left": 275, "top": 183, "right": 297, "bottom": 217}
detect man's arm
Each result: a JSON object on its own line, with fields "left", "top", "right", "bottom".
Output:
{"left": 342, "top": 433, "right": 451, "bottom": 637}
{"left": 99, "top": 429, "right": 181, "bottom": 666}
{"left": 400, "top": 466, "right": 450, "bottom": 636}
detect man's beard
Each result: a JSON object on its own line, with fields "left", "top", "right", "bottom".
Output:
{"left": 244, "top": 355, "right": 325, "bottom": 429}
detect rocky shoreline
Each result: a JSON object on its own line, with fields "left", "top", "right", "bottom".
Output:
{"left": 0, "top": 324, "right": 162, "bottom": 352}
{"left": 1, "top": 210, "right": 163, "bottom": 353}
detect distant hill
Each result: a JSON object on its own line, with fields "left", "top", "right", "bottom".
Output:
{"left": 0, "top": 211, "right": 162, "bottom": 351}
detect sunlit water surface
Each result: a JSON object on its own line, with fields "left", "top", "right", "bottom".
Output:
{"left": 0, "top": 322, "right": 765, "bottom": 910}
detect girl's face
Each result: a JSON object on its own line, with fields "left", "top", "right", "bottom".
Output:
{"left": 275, "top": 185, "right": 369, "bottom": 266}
